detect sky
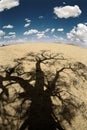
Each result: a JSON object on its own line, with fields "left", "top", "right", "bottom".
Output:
{"left": 0, "top": 0, "right": 87, "bottom": 47}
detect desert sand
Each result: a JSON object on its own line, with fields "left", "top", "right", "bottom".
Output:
{"left": 0, "top": 43, "right": 87, "bottom": 65}
{"left": 0, "top": 43, "right": 87, "bottom": 130}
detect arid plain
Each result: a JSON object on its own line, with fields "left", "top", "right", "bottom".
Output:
{"left": 0, "top": 43, "right": 87, "bottom": 130}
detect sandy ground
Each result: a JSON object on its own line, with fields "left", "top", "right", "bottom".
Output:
{"left": 0, "top": 42, "right": 87, "bottom": 130}
{"left": 0, "top": 42, "right": 87, "bottom": 66}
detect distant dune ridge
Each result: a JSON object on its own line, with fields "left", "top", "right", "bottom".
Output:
{"left": 0, "top": 43, "right": 87, "bottom": 130}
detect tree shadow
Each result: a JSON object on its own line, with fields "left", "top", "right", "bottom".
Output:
{"left": 0, "top": 50, "right": 87, "bottom": 130}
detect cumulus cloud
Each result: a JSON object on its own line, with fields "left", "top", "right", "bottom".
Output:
{"left": 36, "top": 33, "right": 46, "bottom": 39}
{"left": 4, "top": 34, "right": 16, "bottom": 39}
{"left": 54, "top": 5, "right": 82, "bottom": 18}
{"left": 24, "top": 28, "right": 50, "bottom": 35}
{"left": 25, "top": 18, "right": 31, "bottom": 23}
{"left": 4, "top": 31, "right": 16, "bottom": 39}
{"left": 51, "top": 28, "right": 55, "bottom": 33}
{"left": 53, "top": 35, "right": 66, "bottom": 43}
{"left": 36, "top": 28, "right": 50, "bottom": 39}
{"left": 0, "top": 37, "right": 29, "bottom": 46}
{"left": 0, "top": 30, "right": 5, "bottom": 37}
{"left": 57, "top": 28, "right": 64, "bottom": 32}
{"left": 38, "top": 16, "right": 44, "bottom": 19}
{"left": 8, "top": 32, "right": 16, "bottom": 35}
{"left": 24, "top": 23, "right": 30, "bottom": 27}
{"left": 43, "top": 28, "right": 50, "bottom": 33}
{"left": 23, "top": 28, "right": 50, "bottom": 39}
{"left": 67, "top": 23, "right": 87, "bottom": 44}
{"left": 24, "top": 29, "right": 38, "bottom": 35}
{"left": 3, "top": 24, "right": 14, "bottom": 29}
{"left": 15, "top": 38, "right": 28, "bottom": 43}
{"left": 63, "top": 2, "right": 66, "bottom": 5}
{"left": 24, "top": 18, "right": 31, "bottom": 27}
{"left": 0, "top": 0, "right": 20, "bottom": 12}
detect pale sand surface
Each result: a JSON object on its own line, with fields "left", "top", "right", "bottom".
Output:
{"left": 0, "top": 43, "right": 87, "bottom": 130}
{"left": 0, "top": 43, "right": 87, "bottom": 65}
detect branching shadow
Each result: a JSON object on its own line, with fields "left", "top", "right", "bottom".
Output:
{"left": 0, "top": 50, "right": 87, "bottom": 130}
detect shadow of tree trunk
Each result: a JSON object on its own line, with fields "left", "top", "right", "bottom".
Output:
{"left": 0, "top": 50, "right": 87, "bottom": 130}
{"left": 19, "top": 53, "right": 65, "bottom": 130}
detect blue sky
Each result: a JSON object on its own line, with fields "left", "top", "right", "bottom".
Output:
{"left": 0, "top": 0, "right": 87, "bottom": 47}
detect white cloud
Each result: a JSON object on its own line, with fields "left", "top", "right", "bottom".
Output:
{"left": 36, "top": 28, "right": 50, "bottom": 38}
{"left": 51, "top": 28, "right": 55, "bottom": 33}
{"left": 0, "top": 38, "right": 29, "bottom": 46}
{"left": 8, "top": 32, "right": 16, "bottom": 35}
{"left": 0, "top": 0, "right": 20, "bottom": 12}
{"left": 43, "top": 28, "right": 50, "bottom": 33}
{"left": 38, "top": 16, "right": 44, "bottom": 19}
{"left": 85, "top": 23, "right": 87, "bottom": 25}
{"left": 25, "top": 18, "right": 31, "bottom": 23}
{"left": 24, "top": 18, "right": 31, "bottom": 27}
{"left": 24, "top": 29, "right": 38, "bottom": 35}
{"left": 3, "top": 24, "right": 14, "bottom": 29}
{"left": 24, "top": 23, "right": 30, "bottom": 27}
{"left": 63, "top": 2, "right": 66, "bottom": 5}
{"left": 4, "top": 31, "right": 16, "bottom": 39}
{"left": 53, "top": 35, "right": 65, "bottom": 43}
{"left": 15, "top": 38, "right": 28, "bottom": 43}
{"left": 23, "top": 28, "right": 50, "bottom": 39}
{"left": 53, "top": 35, "right": 58, "bottom": 39}
{"left": 57, "top": 28, "right": 64, "bottom": 32}
{"left": 0, "top": 30, "right": 5, "bottom": 37}
{"left": 24, "top": 28, "right": 50, "bottom": 36}
{"left": 36, "top": 28, "right": 50, "bottom": 39}
{"left": 67, "top": 23, "right": 87, "bottom": 45}
{"left": 36, "top": 33, "right": 46, "bottom": 39}
{"left": 4, "top": 34, "right": 16, "bottom": 39}
{"left": 54, "top": 5, "right": 82, "bottom": 18}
